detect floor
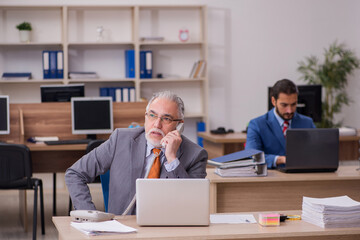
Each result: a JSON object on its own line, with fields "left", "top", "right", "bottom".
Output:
{"left": 0, "top": 173, "right": 104, "bottom": 240}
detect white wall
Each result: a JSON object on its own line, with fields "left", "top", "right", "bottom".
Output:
{"left": 3, "top": 0, "right": 360, "bottom": 133}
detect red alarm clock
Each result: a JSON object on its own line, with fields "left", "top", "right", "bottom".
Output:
{"left": 179, "top": 28, "right": 189, "bottom": 42}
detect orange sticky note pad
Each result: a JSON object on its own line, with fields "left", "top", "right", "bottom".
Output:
{"left": 258, "top": 213, "right": 280, "bottom": 226}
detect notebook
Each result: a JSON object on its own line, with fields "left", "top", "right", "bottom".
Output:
{"left": 136, "top": 178, "right": 210, "bottom": 226}
{"left": 279, "top": 128, "right": 339, "bottom": 173}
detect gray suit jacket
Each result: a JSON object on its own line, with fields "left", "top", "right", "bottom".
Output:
{"left": 65, "top": 127, "right": 208, "bottom": 215}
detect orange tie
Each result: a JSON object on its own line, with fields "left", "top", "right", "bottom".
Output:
{"left": 148, "top": 148, "right": 161, "bottom": 178}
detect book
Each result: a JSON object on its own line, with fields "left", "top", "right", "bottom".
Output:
{"left": 189, "top": 61, "right": 199, "bottom": 78}
{"left": 207, "top": 149, "right": 265, "bottom": 169}
{"left": 2, "top": 72, "right": 31, "bottom": 80}
{"left": 140, "top": 36, "right": 164, "bottom": 42}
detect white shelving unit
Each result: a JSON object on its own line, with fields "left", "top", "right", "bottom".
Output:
{"left": 0, "top": 5, "right": 208, "bottom": 129}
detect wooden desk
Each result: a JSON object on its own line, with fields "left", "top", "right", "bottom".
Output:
{"left": 52, "top": 211, "right": 360, "bottom": 240}
{"left": 207, "top": 166, "right": 360, "bottom": 214}
{"left": 0, "top": 102, "right": 147, "bottom": 230}
{"left": 199, "top": 131, "right": 360, "bottom": 160}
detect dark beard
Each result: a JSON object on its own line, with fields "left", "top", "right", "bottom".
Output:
{"left": 275, "top": 107, "right": 294, "bottom": 121}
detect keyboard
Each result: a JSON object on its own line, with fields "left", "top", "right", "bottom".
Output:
{"left": 44, "top": 139, "right": 92, "bottom": 145}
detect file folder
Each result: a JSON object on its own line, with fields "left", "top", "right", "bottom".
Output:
{"left": 56, "top": 51, "right": 64, "bottom": 79}
{"left": 42, "top": 51, "right": 50, "bottom": 79}
{"left": 125, "top": 50, "right": 135, "bottom": 78}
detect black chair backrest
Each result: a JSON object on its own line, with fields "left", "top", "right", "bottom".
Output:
{"left": 86, "top": 140, "right": 105, "bottom": 154}
{"left": 0, "top": 143, "right": 32, "bottom": 185}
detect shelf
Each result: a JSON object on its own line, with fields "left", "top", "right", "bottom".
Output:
{"left": 0, "top": 5, "right": 208, "bottom": 132}
{"left": 139, "top": 78, "right": 205, "bottom": 83}
{"left": 68, "top": 42, "right": 134, "bottom": 46}
{"left": 68, "top": 78, "right": 135, "bottom": 83}
{"left": 0, "top": 42, "right": 63, "bottom": 47}
{"left": 139, "top": 41, "right": 203, "bottom": 46}
{"left": 0, "top": 79, "right": 64, "bottom": 84}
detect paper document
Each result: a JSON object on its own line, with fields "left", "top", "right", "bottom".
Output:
{"left": 71, "top": 220, "right": 137, "bottom": 235}
{"left": 302, "top": 195, "right": 360, "bottom": 228}
{"left": 210, "top": 214, "right": 257, "bottom": 224}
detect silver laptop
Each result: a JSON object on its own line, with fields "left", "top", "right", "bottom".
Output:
{"left": 279, "top": 128, "right": 339, "bottom": 173}
{"left": 136, "top": 178, "right": 210, "bottom": 226}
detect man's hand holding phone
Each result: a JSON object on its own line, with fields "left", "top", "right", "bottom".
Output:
{"left": 160, "top": 123, "right": 184, "bottom": 163}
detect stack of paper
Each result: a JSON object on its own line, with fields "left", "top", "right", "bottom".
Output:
{"left": 208, "top": 149, "right": 267, "bottom": 177}
{"left": 302, "top": 195, "right": 360, "bottom": 228}
{"left": 69, "top": 72, "right": 98, "bottom": 79}
{"left": 71, "top": 220, "right": 137, "bottom": 235}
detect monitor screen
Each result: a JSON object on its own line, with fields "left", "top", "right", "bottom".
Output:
{"left": 0, "top": 95, "right": 10, "bottom": 135}
{"left": 41, "top": 84, "right": 85, "bottom": 102}
{"left": 268, "top": 85, "right": 322, "bottom": 122}
{"left": 71, "top": 97, "right": 113, "bottom": 138}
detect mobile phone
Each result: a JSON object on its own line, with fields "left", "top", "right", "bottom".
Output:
{"left": 70, "top": 210, "right": 115, "bottom": 222}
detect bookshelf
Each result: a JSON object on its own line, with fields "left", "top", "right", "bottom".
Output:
{"left": 0, "top": 5, "right": 208, "bottom": 128}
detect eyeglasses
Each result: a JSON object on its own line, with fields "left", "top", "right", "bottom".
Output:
{"left": 145, "top": 112, "right": 182, "bottom": 124}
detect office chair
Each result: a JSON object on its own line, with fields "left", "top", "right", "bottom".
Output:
{"left": 68, "top": 139, "right": 107, "bottom": 214}
{"left": 0, "top": 143, "right": 45, "bottom": 240}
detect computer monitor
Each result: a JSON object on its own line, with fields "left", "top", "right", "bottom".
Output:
{"left": 268, "top": 85, "right": 322, "bottom": 122}
{"left": 41, "top": 84, "right": 85, "bottom": 102}
{"left": 0, "top": 95, "right": 10, "bottom": 135}
{"left": 71, "top": 97, "right": 113, "bottom": 139}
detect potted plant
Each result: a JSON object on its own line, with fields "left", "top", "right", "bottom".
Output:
{"left": 16, "top": 21, "right": 32, "bottom": 43}
{"left": 298, "top": 41, "right": 359, "bottom": 128}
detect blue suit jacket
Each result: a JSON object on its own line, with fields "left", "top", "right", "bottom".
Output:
{"left": 245, "top": 109, "right": 315, "bottom": 168}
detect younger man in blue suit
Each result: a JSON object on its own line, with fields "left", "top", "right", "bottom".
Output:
{"left": 245, "top": 79, "right": 315, "bottom": 169}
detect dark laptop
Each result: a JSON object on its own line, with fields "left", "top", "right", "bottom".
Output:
{"left": 279, "top": 128, "right": 339, "bottom": 173}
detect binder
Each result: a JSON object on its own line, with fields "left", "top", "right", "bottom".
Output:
{"left": 208, "top": 149, "right": 265, "bottom": 169}
{"left": 108, "top": 87, "right": 116, "bottom": 101}
{"left": 145, "top": 51, "right": 152, "bottom": 78}
{"left": 197, "top": 121, "right": 206, "bottom": 147}
{"left": 140, "top": 50, "right": 152, "bottom": 79}
{"left": 129, "top": 87, "right": 136, "bottom": 102}
{"left": 125, "top": 50, "right": 135, "bottom": 78}
{"left": 140, "top": 51, "right": 146, "bottom": 78}
{"left": 42, "top": 51, "right": 50, "bottom": 79}
{"left": 56, "top": 51, "right": 64, "bottom": 79}
{"left": 122, "top": 87, "right": 129, "bottom": 102}
{"left": 49, "top": 51, "right": 57, "bottom": 79}
{"left": 99, "top": 87, "right": 109, "bottom": 97}
{"left": 115, "top": 88, "right": 123, "bottom": 102}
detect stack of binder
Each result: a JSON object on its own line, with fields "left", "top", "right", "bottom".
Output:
{"left": 42, "top": 50, "right": 63, "bottom": 79}
{"left": 302, "top": 195, "right": 360, "bottom": 228}
{"left": 207, "top": 149, "right": 267, "bottom": 177}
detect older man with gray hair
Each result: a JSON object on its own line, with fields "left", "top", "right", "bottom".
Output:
{"left": 65, "top": 91, "right": 208, "bottom": 215}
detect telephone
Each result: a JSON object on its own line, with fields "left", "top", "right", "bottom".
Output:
{"left": 176, "top": 122, "right": 184, "bottom": 134}
{"left": 161, "top": 122, "right": 184, "bottom": 148}
{"left": 70, "top": 210, "right": 115, "bottom": 222}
